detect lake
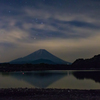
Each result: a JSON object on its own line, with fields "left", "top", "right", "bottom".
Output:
{"left": 0, "top": 70, "right": 100, "bottom": 89}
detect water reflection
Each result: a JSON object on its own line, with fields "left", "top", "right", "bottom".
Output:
{"left": 1, "top": 70, "right": 100, "bottom": 89}
{"left": 0, "top": 72, "right": 10, "bottom": 76}
{"left": 10, "top": 71, "right": 68, "bottom": 88}
{"left": 73, "top": 71, "right": 100, "bottom": 83}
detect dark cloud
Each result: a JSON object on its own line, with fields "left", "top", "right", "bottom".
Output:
{"left": 0, "top": 0, "right": 100, "bottom": 62}
{"left": 0, "top": 42, "right": 16, "bottom": 48}
{"left": 66, "top": 21, "right": 99, "bottom": 28}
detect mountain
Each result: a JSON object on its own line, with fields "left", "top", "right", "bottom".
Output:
{"left": 10, "top": 49, "right": 69, "bottom": 64}
{"left": 72, "top": 54, "right": 100, "bottom": 69}
{"left": 31, "top": 59, "right": 56, "bottom": 64}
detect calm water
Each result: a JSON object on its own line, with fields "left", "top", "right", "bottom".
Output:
{"left": 0, "top": 70, "right": 100, "bottom": 89}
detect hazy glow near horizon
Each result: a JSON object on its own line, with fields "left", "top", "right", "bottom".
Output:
{"left": 0, "top": 0, "right": 100, "bottom": 63}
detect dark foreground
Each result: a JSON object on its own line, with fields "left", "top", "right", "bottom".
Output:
{"left": 0, "top": 88, "right": 100, "bottom": 100}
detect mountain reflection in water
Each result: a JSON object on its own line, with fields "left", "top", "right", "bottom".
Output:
{"left": 73, "top": 71, "right": 100, "bottom": 83}
{"left": 9, "top": 71, "right": 67, "bottom": 88}
{"left": 1, "top": 70, "right": 100, "bottom": 89}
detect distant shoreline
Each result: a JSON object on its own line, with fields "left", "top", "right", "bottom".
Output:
{"left": 0, "top": 63, "right": 100, "bottom": 72}
{"left": 0, "top": 88, "right": 100, "bottom": 100}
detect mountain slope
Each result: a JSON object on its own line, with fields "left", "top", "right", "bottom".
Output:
{"left": 72, "top": 54, "right": 100, "bottom": 68}
{"left": 10, "top": 49, "right": 69, "bottom": 64}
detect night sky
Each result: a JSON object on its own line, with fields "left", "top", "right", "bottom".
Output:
{"left": 0, "top": 0, "right": 100, "bottom": 63}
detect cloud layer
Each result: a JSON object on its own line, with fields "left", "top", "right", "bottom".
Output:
{"left": 0, "top": 0, "right": 100, "bottom": 62}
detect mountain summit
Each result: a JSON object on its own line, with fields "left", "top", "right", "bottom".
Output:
{"left": 10, "top": 49, "right": 69, "bottom": 64}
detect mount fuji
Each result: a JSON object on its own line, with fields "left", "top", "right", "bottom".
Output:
{"left": 10, "top": 49, "right": 69, "bottom": 64}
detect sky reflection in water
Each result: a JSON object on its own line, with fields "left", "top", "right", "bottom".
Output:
{"left": 0, "top": 70, "right": 100, "bottom": 89}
